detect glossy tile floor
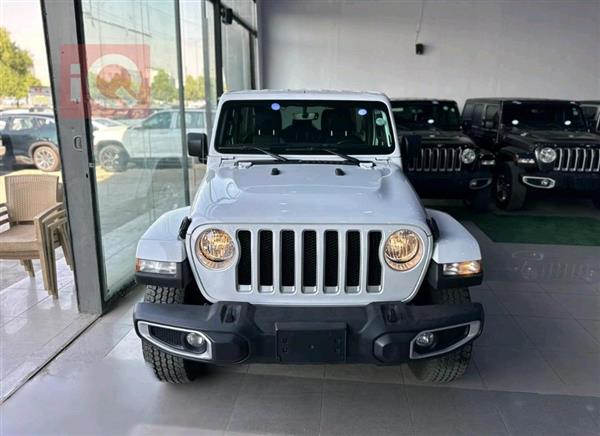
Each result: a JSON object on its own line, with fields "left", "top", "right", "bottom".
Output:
{"left": 1, "top": 222, "right": 599, "bottom": 435}
{"left": 0, "top": 254, "right": 97, "bottom": 400}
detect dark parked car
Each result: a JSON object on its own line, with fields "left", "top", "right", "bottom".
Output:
{"left": 0, "top": 113, "right": 60, "bottom": 172}
{"left": 391, "top": 99, "right": 495, "bottom": 212}
{"left": 463, "top": 98, "right": 600, "bottom": 210}
{"left": 580, "top": 101, "right": 600, "bottom": 133}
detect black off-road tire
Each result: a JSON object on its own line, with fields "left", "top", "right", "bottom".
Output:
{"left": 464, "top": 186, "right": 491, "bottom": 213}
{"left": 408, "top": 287, "right": 474, "bottom": 383}
{"left": 141, "top": 285, "right": 199, "bottom": 383}
{"left": 495, "top": 162, "right": 526, "bottom": 211}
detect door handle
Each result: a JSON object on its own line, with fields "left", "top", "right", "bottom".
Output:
{"left": 73, "top": 135, "right": 82, "bottom": 151}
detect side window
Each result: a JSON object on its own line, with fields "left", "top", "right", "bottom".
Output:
{"left": 0, "top": 117, "right": 7, "bottom": 130}
{"left": 143, "top": 112, "right": 172, "bottom": 129}
{"left": 472, "top": 104, "right": 484, "bottom": 126}
{"left": 581, "top": 106, "right": 598, "bottom": 123}
{"left": 462, "top": 103, "right": 474, "bottom": 120}
{"left": 10, "top": 117, "right": 36, "bottom": 131}
{"left": 484, "top": 105, "right": 499, "bottom": 128}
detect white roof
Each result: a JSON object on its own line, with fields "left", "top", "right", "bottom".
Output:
{"left": 220, "top": 89, "right": 390, "bottom": 103}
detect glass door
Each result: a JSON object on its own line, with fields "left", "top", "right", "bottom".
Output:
{"left": 81, "top": 0, "right": 188, "bottom": 299}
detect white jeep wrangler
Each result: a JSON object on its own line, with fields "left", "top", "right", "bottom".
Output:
{"left": 133, "top": 90, "right": 484, "bottom": 384}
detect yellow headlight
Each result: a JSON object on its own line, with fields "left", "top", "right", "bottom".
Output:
{"left": 384, "top": 230, "right": 422, "bottom": 271}
{"left": 197, "top": 229, "right": 235, "bottom": 269}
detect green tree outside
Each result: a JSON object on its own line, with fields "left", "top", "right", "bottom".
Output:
{"left": 184, "top": 75, "right": 206, "bottom": 102}
{"left": 0, "top": 27, "right": 41, "bottom": 103}
{"left": 151, "top": 69, "right": 177, "bottom": 103}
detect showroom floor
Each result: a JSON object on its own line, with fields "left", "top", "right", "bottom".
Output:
{"left": 1, "top": 217, "right": 599, "bottom": 435}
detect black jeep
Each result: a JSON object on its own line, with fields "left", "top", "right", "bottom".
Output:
{"left": 463, "top": 98, "right": 600, "bottom": 210}
{"left": 391, "top": 99, "right": 495, "bottom": 212}
{"left": 580, "top": 101, "right": 600, "bottom": 134}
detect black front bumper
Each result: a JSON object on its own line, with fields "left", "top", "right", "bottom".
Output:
{"left": 134, "top": 301, "right": 484, "bottom": 365}
{"left": 406, "top": 169, "right": 493, "bottom": 198}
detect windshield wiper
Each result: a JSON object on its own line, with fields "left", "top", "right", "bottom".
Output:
{"left": 220, "top": 145, "right": 288, "bottom": 162}
{"left": 326, "top": 149, "right": 360, "bottom": 165}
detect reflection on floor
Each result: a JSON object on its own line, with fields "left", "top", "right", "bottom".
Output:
{"left": 0, "top": 253, "right": 97, "bottom": 400}
{"left": 1, "top": 220, "right": 599, "bottom": 435}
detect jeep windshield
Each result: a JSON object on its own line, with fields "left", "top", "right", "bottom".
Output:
{"left": 502, "top": 102, "right": 587, "bottom": 131}
{"left": 215, "top": 100, "right": 395, "bottom": 156}
{"left": 391, "top": 101, "right": 461, "bottom": 131}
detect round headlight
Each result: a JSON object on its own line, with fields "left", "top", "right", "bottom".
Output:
{"left": 384, "top": 230, "right": 423, "bottom": 271}
{"left": 197, "top": 229, "right": 235, "bottom": 269}
{"left": 537, "top": 147, "right": 557, "bottom": 164}
{"left": 461, "top": 148, "right": 477, "bottom": 164}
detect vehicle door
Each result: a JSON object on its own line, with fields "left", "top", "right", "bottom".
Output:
{"left": 4, "top": 116, "right": 38, "bottom": 158}
{"left": 481, "top": 104, "right": 500, "bottom": 150}
{"left": 467, "top": 104, "right": 486, "bottom": 146}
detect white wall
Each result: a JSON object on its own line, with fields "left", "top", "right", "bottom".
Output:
{"left": 258, "top": 0, "right": 600, "bottom": 106}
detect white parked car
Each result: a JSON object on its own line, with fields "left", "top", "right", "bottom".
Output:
{"left": 93, "top": 109, "right": 206, "bottom": 171}
{"left": 133, "top": 90, "right": 484, "bottom": 384}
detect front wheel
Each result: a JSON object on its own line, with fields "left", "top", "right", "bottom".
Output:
{"left": 98, "top": 143, "right": 129, "bottom": 172}
{"left": 33, "top": 145, "right": 60, "bottom": 172}
{"left": 141, "top": 285, "right": 200, "bottom": 383}
{"left": 408, "top": 287, "right": 473, "bottom": 383}
{"left": 495, "top": 162, "right": 526, "bottom": 211}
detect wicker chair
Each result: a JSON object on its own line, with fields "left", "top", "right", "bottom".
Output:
{"left": 0, "top": 175, "right": 73, "bottom": 297}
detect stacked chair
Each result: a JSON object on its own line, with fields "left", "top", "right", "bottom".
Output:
{"left": 0, "top": 175, "right": 73, "bottom": 297}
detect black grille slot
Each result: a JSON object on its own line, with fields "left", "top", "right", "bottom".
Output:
{"left": 281, "top": 230, "right": 295, "bottom": 287}
{"left": 324, "top": 231, "right": 339, "bottom": 287}
{"left": 149, "top": 326, "right": 184, "bottom": 347}
{"left": 302, "top": 231, "right": 317, "bottom": 287}
{"left": 345, "top": 231, "right": 361, "bottom": 287}
{"left": 237, "top": 231, "right": 251, "bottom": 286}
{"left": 367, "top": 232, "right": 382, "bottom": 287}
{"left": 259, "top": 231, "right": 273, "bottom": 286}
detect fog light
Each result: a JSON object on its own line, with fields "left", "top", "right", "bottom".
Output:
{"left": 415, "top": 332, "right": 435, "bottom": 347}
{"left": 186, "top": 332, "right": 207, "bottom": 352}
{"left": 135, "top": 258, "right": 177, "bottom": 275}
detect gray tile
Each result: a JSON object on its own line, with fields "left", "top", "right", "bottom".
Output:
{"left": 494, "top": 391, "right": 600, "bottom": 436}
{"left": 406, "top": 385, "right": 509, "bottom": 436}
{"left": 324, "top": 363, "right": 403, "bottom": 384}
{"left": 57, "top": 321, "right": 132, "bottom": 362}
{"left": 0, "top": 290, "right": 49, "bottom": 319}
{"left": 493, "top": 291, "right": 571, "bottom": 318}
{"left": 474, "top": 347, "right": 567, "bottom": 394}
{"left": 476, "top": 315, "right": 533, "bottom": 349}
{"left": 249, "top": 363, "right": 325, "bottom": 379}
{"left": 579, "top": 319, "right": 600, "bottom": 342}
{"left": 540, "top": 350, "right": 600, "bottom": 396}
{"left": 321, "top": 380, "right": 412, "bottom": 436}
{"left": 228, "top": 391, "right": 321, "bottom": 436}
{"left": 470, "top": 288, "right": 508, "bottom": 315}
{"left": 541, "top": 282, "right": 600, "bottom": 295}
{"left": 549, "top": 293, "right": 600, "bottom": 320}
{"left": 238, "top": 373, "right": 323, "bottom": 397}
{"left": 486, "top": 280, "right": 545, "bottom": 293}
{"left": 515, "top": 316, "right": 600, "bottom": 352}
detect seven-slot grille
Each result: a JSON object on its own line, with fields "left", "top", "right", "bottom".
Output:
{"left": 407, "top": 146, "right": 463, "bottom": 172}
{"left": 236, "top": 229, "right": 383, "bottom": 294}
{"left": 553, "top": 147, "right": 600, "bottom": 172}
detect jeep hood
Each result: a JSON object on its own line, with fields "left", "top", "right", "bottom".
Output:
{"left": 190, "top": 163, "right": 428, "bottom": 226}
{"left": 505, "top": 130, "right": 600, "bottom": 148}
{"left": 405, "top": 129, "right": 474, "bottom": 146}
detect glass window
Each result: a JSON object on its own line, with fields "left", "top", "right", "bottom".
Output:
{"left": 501, "top": 102, "right": 587, "bottom": 130}
{"left": 222, "top": 21, "right": 252, "bottom": 91}
{"left": 581, "top": 105, "right": 598, "bottom": 122}
{"left": 0, "top": 118, "right": 7, "bottom": 130}
{"left": 391, "top": 101, "right": 460, "bottom": 130}
{"left": 472, "top": 104, "right": 484, "bottom": 125}
{"left": 82, "top": 0, "right": 188, "bottom": 298}
{"left": 10, "top": 117, "right": 36, "bottom": 130}
{"left": 462, "top": 103, "right": 474, "bottom": 120}
{"left": 216, "top": 100, "right": 395, "bottom": 155}
{"left": 484, "top": 105, "right": 499, "bottom": 128}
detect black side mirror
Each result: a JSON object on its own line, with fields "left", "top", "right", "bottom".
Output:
{"left": 187, "top": 132, "right": 208, "bottom": 163}
{"left": 401, "top": 134, "right": 422, "bottom": 161}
